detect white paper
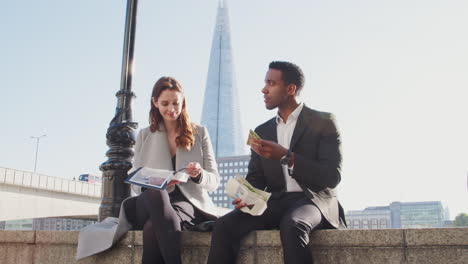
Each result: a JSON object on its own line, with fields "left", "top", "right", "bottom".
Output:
{"left": 225, "top": 176, "right": 271, "bottom": 216}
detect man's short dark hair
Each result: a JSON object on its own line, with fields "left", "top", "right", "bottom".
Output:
{"left": 269, "top": 61, "right": 305, "bottom": 95}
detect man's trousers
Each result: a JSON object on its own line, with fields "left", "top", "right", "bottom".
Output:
{"left": 207, "top": 192, "right": 327, "bottom": 264}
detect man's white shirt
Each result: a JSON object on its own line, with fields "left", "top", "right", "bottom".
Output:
{"left": 276, "top": 103, "right": 304, "bottom": 192}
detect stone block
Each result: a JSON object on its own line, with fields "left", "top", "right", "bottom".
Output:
{"left": 182, "top": 246, "right": 210, "bottom": 264}
{"left": 237, "top": 247, "right": 256, "bottom": 264}
{"left": 0, "top": 230, "right": 35, "bottom": 243}
{"left": 181, "top": 231, "right": 212, "bottom": 247}
{"left": 0, "top": 244, "right": 34, "bottom": 264}
{"left": 118, "top": 230, "right": 134, "bottom": 246}
{"left": 94, "top": 245, "right": 135, "bottom": 264}
{"left": 132, "top": 230, "right": 143, "bottom": 246}
{"left": 310, "top": 229, "right": 404, "bottom": 247}
{"left": 255, "top": 231, "right": 282, "bottom": 247}
{"left": 405, "top": 228, "right": 468, "bottom": 246}
{"left": 255, "top": 247, "right": 284, "bottom": 264}
{"left": 76, "top": 255, "right": 98, "bottom": 264}
{"left": 34, "top": 244, "right": 78, "bottom": 264}
{"left": 312, "top": 247, "right": 405, "bottom": 264}
{"left": 406, "top": 246, "right": 468, "bottom": 264}
{"left": 36, "top": 230, "right": 79, "bottom": 245}
{"left": 241, "top": 231, "right": 257, "bottom": 247}
{"left": 132, "top": 246, "right": 143, "bottom": 264}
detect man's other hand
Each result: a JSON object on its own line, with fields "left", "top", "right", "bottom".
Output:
{"left": 232, "top": 198, "right": 247, "bottom": 209}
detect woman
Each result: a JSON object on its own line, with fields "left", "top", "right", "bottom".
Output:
{"left": 130, "top": 76, "right": 220, "bottom": 264}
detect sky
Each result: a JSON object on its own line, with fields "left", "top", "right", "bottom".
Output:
{"left": 1, "top": 0, "right": 467, "bottom": 218}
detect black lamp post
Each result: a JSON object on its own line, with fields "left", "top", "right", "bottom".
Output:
{"left": 99, "top": 0, "right": 139, "bottom": 221}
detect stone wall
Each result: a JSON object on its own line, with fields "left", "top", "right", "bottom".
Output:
{"left": 0, "top": 228, "right": 466, "bottom": 264}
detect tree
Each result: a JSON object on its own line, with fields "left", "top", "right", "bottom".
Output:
{"left": 453, "top": 213, "right": 468, "bottom": 227}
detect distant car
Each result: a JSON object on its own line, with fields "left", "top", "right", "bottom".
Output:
{"left": 78, "top": 174, "right": 102, "bottom": 183}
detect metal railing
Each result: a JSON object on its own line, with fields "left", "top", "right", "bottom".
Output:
{"left": 0, "top": 167, "right": 101, "bottom": 198}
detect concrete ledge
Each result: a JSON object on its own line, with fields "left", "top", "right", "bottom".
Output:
{"left": 0, "top": 228, "right": 466, "bottom": 264}
{"left": 0, "top": 230, "right": 36, "bottom": 244}
{"left": 310, "top": 229, "right": 405, "bottom": 247}
{"left": 404, "top": 228, "right": 467, "bottom": 246}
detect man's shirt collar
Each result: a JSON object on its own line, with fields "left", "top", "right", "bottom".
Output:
{"left": 276, "top": 103, "right": 304, "bottom": 124}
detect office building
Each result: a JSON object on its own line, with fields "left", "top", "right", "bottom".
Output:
{"left": 345, "top": 201, "right": 447, "bottom": 229}
{"left": 390, "top": 201, "right": 445, "bottom": 228}
{"left": 210, "top": 155, "right": 250, "bottom": 208}
{"left": 346, "top": 206, "right": 392, "bottom": 229}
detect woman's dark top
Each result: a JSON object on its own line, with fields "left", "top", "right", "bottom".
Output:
{"left": 169, "top": 155, "right": 186, "bottom": 202}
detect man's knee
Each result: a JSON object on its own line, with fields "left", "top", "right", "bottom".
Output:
{"left": 213, "top": 214, "right": 233, "bottom": 232}
{"left": 212, "top": 212, "right": 244, "bottom": 238}
{"left": 279, "top": 217, "right": 313, "bottom": 245}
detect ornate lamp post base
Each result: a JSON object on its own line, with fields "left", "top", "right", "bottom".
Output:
{"left": 99, "top": 120, "right": 137, "bottom": 220}
{"left": 99, "top": 169, "right": 132, "bottom": 219}
{"left": 98, "top": 0, "right": 139, "bottom": 221}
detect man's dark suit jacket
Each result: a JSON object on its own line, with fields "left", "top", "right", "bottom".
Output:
{"left": 246, "top": 105, "right": 346, "bottom": 228}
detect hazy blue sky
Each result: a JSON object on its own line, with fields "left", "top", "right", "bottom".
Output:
{"left": 1, "top": 0, "right": 467, "bottom": 217}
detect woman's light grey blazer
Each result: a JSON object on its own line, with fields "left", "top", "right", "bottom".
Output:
{"left": 131, "top": 123, "right": 222, "bottom": 219}
{"left": 76, "top": 123, "right": 226, "bottom": 260}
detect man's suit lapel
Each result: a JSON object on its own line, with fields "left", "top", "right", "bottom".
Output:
{"left": 290, "top": 107, "right": 308, "bottom": 150}
{"left": 261, "top": 118, "right": 286, "bottom": 191}
{"left": 263, "top": 118, "right": 278, "bottom": 142}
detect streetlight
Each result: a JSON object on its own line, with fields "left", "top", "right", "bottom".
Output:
{"left": 31, "top": 134, "right": 46, "bottom": 172}
{"left": 99, "top": 0, "right": 138, "bottom": 221}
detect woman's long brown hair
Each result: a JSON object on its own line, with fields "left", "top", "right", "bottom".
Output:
{"left": 149, "top": 77, "right": 195, "bottom": 149}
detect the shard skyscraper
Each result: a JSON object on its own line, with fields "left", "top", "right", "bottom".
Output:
{"left": 201, "top": 0, "right": 245, "bottom": 157}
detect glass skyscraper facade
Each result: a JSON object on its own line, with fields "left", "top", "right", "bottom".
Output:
{"left": 345, "top": 201, "right": 448, "bottom": 229}
{"left": 201, "top": 0, "right": 245, "bottom": 158}
{"left": 201, "top": 1, "right": 251, "bottom": 208}
{"left": 391, "top": 201, "right": 446, "bottom": 228}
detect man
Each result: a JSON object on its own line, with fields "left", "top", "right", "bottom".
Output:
{"left": 207, "top": 61, "right": 346, "bottom": 264}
